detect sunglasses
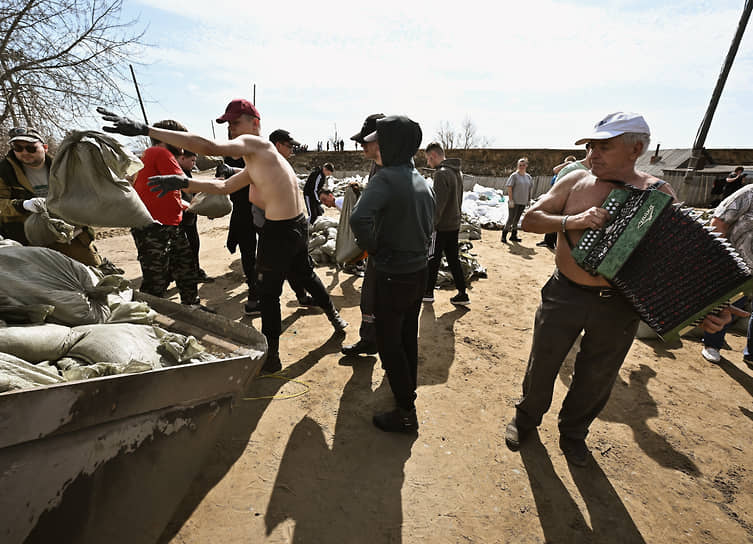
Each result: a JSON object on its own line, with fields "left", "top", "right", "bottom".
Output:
{"left": 12, "top": 143, "right": 39, "bottom": 153}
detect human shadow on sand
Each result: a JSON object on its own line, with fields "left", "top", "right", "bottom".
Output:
{"left": 559, "top": 342, "right": 699, "bottom": 475}
{"left": 265, "top": 359, "right": 416, "bottom": 543}
{"left": 418, "top": 303, "right": 469, "bottom": 386}
{"left": 520, "top": 431, "right": 645, "bottom": 544}
{"left": 158, "top": 331, "right": 346, "bottom": 543}
{"left": 713, "top": 356, "right": 753, "bottom": 399}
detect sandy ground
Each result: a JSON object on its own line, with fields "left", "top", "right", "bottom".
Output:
{"left": 94, "top": 209, "right": 753, "bottom": 544}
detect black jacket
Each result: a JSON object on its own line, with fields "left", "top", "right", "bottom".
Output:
{"left": 303, "top": 167, "right": 326, "bottom": 224}
{"left": 350, "top": 116, "right": 435, "bottom": 274}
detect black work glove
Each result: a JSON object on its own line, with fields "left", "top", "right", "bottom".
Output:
{"left": 97, "top": 107, "right": 149, "bottom": 137}
{"left": 215, "top": 162, "right": 235, "bottom": 179}
{"left": 147, "top": 175, "right": 189, "bottom": 198}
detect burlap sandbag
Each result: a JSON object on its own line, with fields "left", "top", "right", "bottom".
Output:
{"left": 48, "top": 130, "right": 154, "bottom": 228}
{"left": 187, "top": 192, "right": 233, "bottom": 218}
{"left": 24, "top": 208, "right": 77, "bottom": 247}
{"left": 0, "top": 246, "right": 111, "bottom": 326}
{"left": 0, "top": 323, "right": 88, "bottom": 363}
{"left": 0, "top": 352, "right": 65, "bottom": 392}
{"left": 67, "top": 323, "right": 205, "bottom": 367}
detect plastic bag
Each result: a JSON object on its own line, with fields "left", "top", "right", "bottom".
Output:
{"left": 48, "top": 130, "right": 154, "bottom": 227}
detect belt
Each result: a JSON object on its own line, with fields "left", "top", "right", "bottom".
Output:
{"left": 556, "top": 270, "right": 620, "bottom": 298}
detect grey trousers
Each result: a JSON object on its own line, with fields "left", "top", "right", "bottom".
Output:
{"left": 515, "top": 270, "right": 640, "bottom": 440}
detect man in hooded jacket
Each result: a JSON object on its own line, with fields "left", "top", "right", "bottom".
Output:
{"left": 350, "top": 115, "right": 435, "bottom": 433}
{"left": 423, "top": 141, "right": 469, "bottom": 306}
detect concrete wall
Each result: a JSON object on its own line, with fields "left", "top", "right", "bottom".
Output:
{"left": 289, "top": 148, "right": 582, "bottom": 178}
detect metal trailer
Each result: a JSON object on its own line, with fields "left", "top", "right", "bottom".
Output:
{"left": 0, "top": 293, "right": 266, "bottom": 544}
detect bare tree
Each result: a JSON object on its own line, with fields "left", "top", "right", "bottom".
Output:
{"left": 459, "top": 116, "right": 491, "bottom": 149}
{"left": 435, "top": 117, "right": 491, "bottom": 150}
{"left": 0, "top": 0, "right": 144, "bottom": 148}
{"left": 435, "top": 120, "right": 457, "bottom": 150}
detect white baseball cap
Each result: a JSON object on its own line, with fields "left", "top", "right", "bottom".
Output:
{"left": 574, "top": 112, "right": 650, "bottom": 145}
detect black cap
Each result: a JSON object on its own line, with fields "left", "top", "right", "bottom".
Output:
{"left": 269, "top": 129, "right": 300, "bottom": 146}
{"left": 351, "top": 113, "right": 385, "bottom": 143}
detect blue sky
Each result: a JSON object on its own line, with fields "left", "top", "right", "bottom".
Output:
{"left": 110, "top": 0, "right": 753, "bottom": 150}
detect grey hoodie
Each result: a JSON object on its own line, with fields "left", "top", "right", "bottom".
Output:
{"left": 432, "top": 158, "right": 463, "bottom": 231}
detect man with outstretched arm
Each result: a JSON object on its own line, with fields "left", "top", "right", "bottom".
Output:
{"left": 98, "top": 102, "right": 347, "bottom": 374}
{"left": 504, "top": 111, "right": 745, "bottom": 467}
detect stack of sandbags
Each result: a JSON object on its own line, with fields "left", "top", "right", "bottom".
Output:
{"left": 434, "top": 241, "right": 488, "bottom": 288}
{"left": 461, "top": 184, "right": 509, "bottom": 230}
{"left": 308, "top": 216, "right": 339, "bottom": 266}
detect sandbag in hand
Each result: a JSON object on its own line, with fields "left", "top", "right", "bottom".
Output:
{"left": 148, "top": 175, "right": 189, "bottom": 198}
{"left": 215, "top": 162, "right": 235, "bottom": 179}
{"left": 97, "top": 107, "right": 149, "bottom": 137}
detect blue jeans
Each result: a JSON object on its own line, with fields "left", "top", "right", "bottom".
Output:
{"left": 702, "top": 297, "right": 752, "bottom": 357}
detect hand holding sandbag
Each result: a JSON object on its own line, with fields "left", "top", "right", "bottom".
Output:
{"left": 147, "top": 175, "right": 189, "bottom": 198}
{"left": 97, "top": 106, "right": 149, "bottom": 137}
{"left": 215, "top": 162, "right": 235, "bottom": 179}
{"left": 22, "top": 197, "right": 46, "bottom": 213}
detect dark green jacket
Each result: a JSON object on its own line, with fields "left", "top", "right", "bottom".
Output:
{"left": 433, "top": 158, "right": 463, "bottom": 231}
{"left": 350, "top": 116, "right": 435, "bottom": 274}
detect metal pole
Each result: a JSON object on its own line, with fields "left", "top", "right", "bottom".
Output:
{"left": 129, "top": 64, "right": 149, "bottom": 124}
{"left": 210, "top": 120, "right": 216, "bottom": 139}
{"left": 253, "top": 84, "right": 256, "bottom": 105}
{"left": 688, "top": 0, "right": 752, "bottom": 173}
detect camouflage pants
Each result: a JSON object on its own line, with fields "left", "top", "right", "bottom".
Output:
{"left": 131, "top": 223, "right": 199, "bottom": 304}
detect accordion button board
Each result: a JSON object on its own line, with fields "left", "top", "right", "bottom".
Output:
{"left": 572, "top": 187, "right": 753, "bottom": 341}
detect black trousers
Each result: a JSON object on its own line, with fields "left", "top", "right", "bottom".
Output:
{"left": 515, "top": 271, "right": 639, "bottom": 440}
{"left": 426, "top": 229, "right": 466, "bottom": 294}
{"left": 228, "top": 194, "right": 258, "bottom": 298}
{"left": 256, "top": 215, "right": 332, "bottom": 359}
{"left": 180, "top": 210, "right": 201, "bottom": 271}
{"left": 356, "top": 257, "right": 378, "bottom": 343}
{"left": 374, "top": 267, "right": 427, "bottom": 411}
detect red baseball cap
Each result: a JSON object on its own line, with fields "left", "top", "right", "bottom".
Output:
{"left": 216, "top": 99, "right": 261, "bottom": 123}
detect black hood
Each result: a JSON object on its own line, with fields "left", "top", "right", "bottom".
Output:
{"left": 375, "top": 115, "right": 422, "bottom": 167}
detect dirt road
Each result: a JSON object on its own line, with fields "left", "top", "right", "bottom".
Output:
{"left": 95, "top": 210, "right": 753, "bottom": 544}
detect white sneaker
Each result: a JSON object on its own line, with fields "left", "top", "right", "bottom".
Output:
{"left": 701, "top": 347, "right": 721, "bottom": 363}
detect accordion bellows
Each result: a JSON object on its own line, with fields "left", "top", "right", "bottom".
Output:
{"left": 572, "top": 188, "right": 753, "bottom": 340}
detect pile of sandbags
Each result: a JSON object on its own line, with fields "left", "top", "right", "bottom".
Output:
{"left": 461, "top": 184, "right": 509, "bottom": 230}
{"left": 308, "top": 216, "right": 339, "bottom": 266}
{"left": 0, "top": 242, "right": 216, "bottom": 392}
{"left": 433, "top": 241, "right": 488, "bottom": 288}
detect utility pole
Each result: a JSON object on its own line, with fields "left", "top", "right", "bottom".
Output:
{"left": 687, "top": 0, "right": 752, "bottom": 174}
{"left": 252, "top": 84, "right": 256, "bottom": 105}
{"left": 129, "top": 64, "right": 149, "bottom": 124}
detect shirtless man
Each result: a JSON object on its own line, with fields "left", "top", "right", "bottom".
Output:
{"left": 504, "top": 112, "right": 741, "bottom": 466}
{"left": 98, "top": 101, "right": 347, "bottom": 373}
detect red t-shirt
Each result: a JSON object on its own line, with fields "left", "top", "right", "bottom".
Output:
{"left": 134, "top": 146, "right": 184, "bottom": 226}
